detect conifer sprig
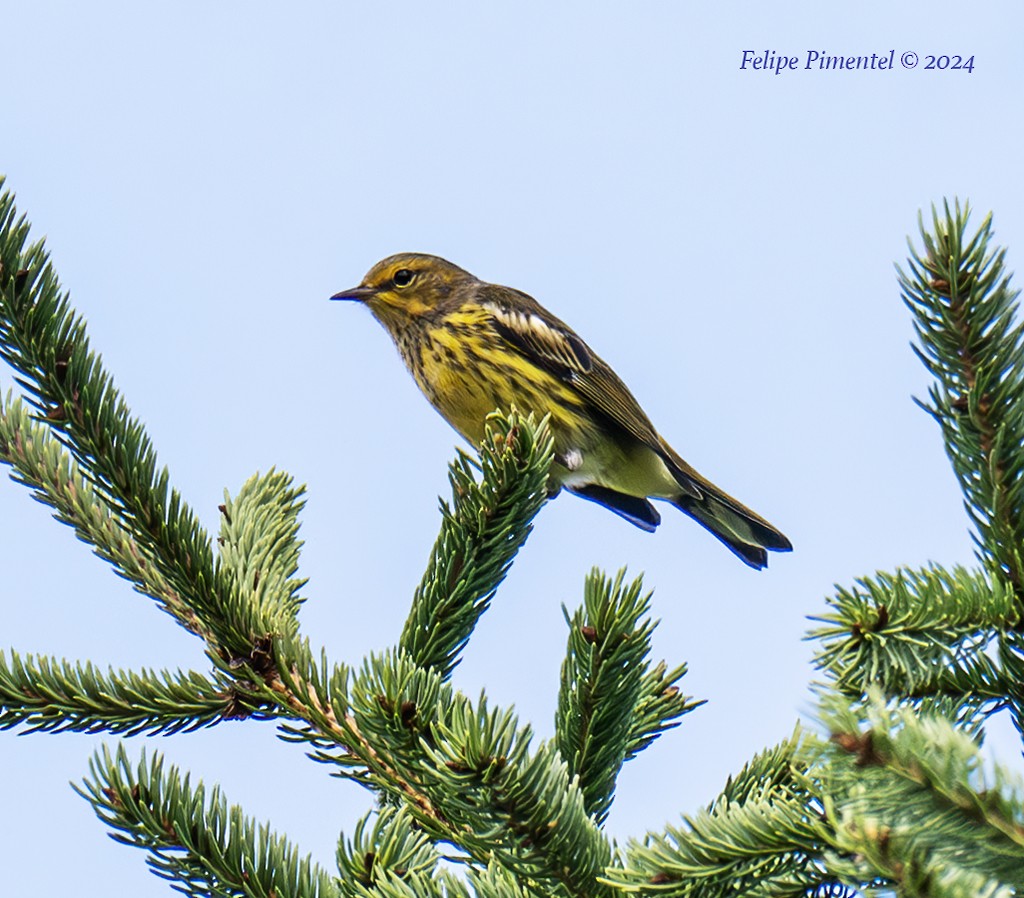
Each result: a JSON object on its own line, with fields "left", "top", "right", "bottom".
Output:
{"left": 898, "top": 201, "right": 1024, "bottom": 603}
{"left": 400, "top": 410, "right": 554, "bottom": 679}
{"left": 625, "top": 660, "right": 697, "bottom": 762}
{"left": 216, "top": 468, "right": 309, "bottom": 646}
{"left": 263, "top": 641, "right": 614, "bottom": 897}
{"left": 76, "top": 745, "right": 340, "bottom": 898}
{"left": 335, "top": 807, "right": 441, "bottom": 890}
{"left": 602, "top": 732, "right": 828, "bottom": 897}
{"left": 556, "top": 568, "right": 700, "bottom": 824}
{"left": 895, "top": 203, "right": 1024, "bottom": 736}
{"left": 0, "top": 392, "right": 214, "bottom": 638}
{"left": 335, "top": 806, "right": 490, "bottom": 898}
{"left": 816, "top": 693, "right": 1024, "bottom": 894}
{"left": 809, "top": 565, "right": 1013, "bottom": 702}
{"left": 0, "top": 651, "right": 257, "bottom": 735}
{"left": 0, "top": 179, "right": 250, "bottom": 660}
{"left": 344, "top": 650, "right": 613, "bottom": 897}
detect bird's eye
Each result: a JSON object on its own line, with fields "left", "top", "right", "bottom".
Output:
{"left": 392, "top": 269, "right": 415, "bottom": 288}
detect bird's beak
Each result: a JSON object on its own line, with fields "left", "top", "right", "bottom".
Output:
{"left": 330, "top": 284, "right": 377, "bottom": 302}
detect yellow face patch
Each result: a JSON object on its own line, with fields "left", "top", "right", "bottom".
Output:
{"left": 369, "top": 291, "right": 432, "bottom": 319}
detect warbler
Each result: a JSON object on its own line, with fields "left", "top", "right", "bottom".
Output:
{"left": 332, "top": 254, "right": 791, "bottom": 569}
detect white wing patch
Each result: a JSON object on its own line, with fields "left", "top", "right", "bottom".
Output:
{"left": 484, "top": 301, "right": 591, "bottom": 373}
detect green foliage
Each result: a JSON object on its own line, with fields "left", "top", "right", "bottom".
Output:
{"left": 895, "top": 200, "right": 1024, "bottom": 737}
{"left": 0, "top": 183, "right": 244, "bottom": 659}
{"left": 76, "top": 744, "right": 339, "bottom": 898}
{"left": 340, "top": 649, "right": 613, "bottom": 895}
{"left": 810, "top": 564, "right": 1012, "bottom": 703}
{"left": 336, "top": 807, "right": 441, "bottom": 890}
{"left": 0, "top": 391, "right": 209, "bottom": 635}
{"left": 0, "top": 651, "right": 252, "bottom": 735}
{"left": 899, "top": 201, "right": 1024, "bottom": 595}
{"left": 800, "top": 202, "right": 1024, "bottom": 895}
{"left": 556, "top": 568, "right": 699, "bottom": 823}
{"left": 399, "top": 410, "right": 554, "bottom": 679}
{"left": 217, "top": 468, "right": 309, "bottom": 644}
{"left": 816, "top": 692, "right": 1024, "bottom": 895}
{"left": 3, "top": 174, "right": 1024, "bottom": 898}
{"left": 603, "top": 731, "right": 827, "bottom": 897}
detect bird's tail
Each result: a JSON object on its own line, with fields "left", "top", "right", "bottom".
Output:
{"left": 672, "top": 482, "right": 791, "bottom": 570}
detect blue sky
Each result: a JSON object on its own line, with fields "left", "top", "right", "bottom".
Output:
{"left": 3, "top": 3, "right": 1023, "bottom": 894}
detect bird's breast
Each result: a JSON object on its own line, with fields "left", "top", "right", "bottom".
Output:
{"left": 408, "top": 315, "right": 589, "bottom": 449}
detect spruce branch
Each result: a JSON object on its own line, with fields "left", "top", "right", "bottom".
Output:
{"left": 76, "top": 744, "right": 340, "bottom": 898}
{"left": 712, "top": 726, "right": 805, "bottom": 809}
{"left": 603, "top": 731, "right": 827, "bottom": 897}
{"left": 267, "top": 623, "right": 472, "bottom": 823}
{"left": 217, "top": 468, "right": 308, "bottom": 645}
{"left": 809, "top": 565, "right": 1014, "bottom": 704}
{"left": 467, "top": 863, "right": 552, "bottom": 898}
{"left": 0, "top": 391, "right": 216, "bottom": 638}
{"left": 0, "top": 179, "right": 253, "bottom": 661}
{"left": 268, "top": 642, "right": 613, "bottom": 898}
{"left": 556, "top": 568, "right": 700, "bottom": 824}
{"left": 336, "top": 807, "right": 441, "bottom": 890}
{"left": 267, "top": 628, "right": 476, "bottom": 827}
{"left": 349, "top": 650, "right": 613, "bottom": 898}
{"left": 400, "top": 409, "right": 554, "bottom": 680}
{"left": 897, "top": 202, "right": 1024, "bottom": 736}
{"left": 341, "top": 872, "right": 465, "bottom": 898}
{"left": 898, "top": 201, "right": 1024, "bottom": 604}
{"left": 625, "top": 658, "right": 699, "bottom": 762}
{"left": 0, "top": 650, "right": 263, "bottom": 735}
{"left": 816, "top": 692, "right": 1024, "bottom": 894}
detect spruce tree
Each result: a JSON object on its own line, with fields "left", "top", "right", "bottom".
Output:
{"left": 1, "top": 177, "right": 1022, "bottom": 896}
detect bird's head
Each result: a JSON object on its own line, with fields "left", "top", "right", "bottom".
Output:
{"left": 332, "top": 253, "right": 476, "bottom": 328}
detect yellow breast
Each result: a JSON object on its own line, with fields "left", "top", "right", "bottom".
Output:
{"left": 412, "top": 310, "right": 588, "bottom": 448}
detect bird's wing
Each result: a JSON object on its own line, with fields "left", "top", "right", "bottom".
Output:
{"left": 478, "top": 284, "right": 701, "bottom": 495}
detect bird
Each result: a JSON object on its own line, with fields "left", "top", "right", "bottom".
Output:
{"left": 332, "top": 253, "right": 791, "bottom": 569}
